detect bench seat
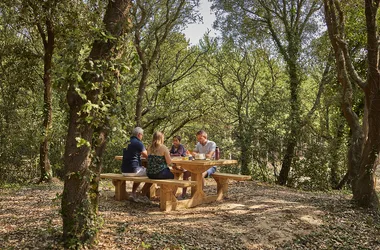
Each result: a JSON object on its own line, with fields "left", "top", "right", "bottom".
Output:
{"left": 212, "top": 172, "right": 252, "bottom": 181}
{"left": 100, "top": 173, "right": 196, "bottom": 211}
{"left": 211, "top": 172, "right": 251, "bottom": 200}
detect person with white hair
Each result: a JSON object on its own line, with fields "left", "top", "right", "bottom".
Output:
{"left": 121, "top": 127, "right": 148, "bottom": 201}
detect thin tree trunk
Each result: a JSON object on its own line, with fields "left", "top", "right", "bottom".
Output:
{"left": 277, "top": 57, "right": 301, "bottom": 185}
{"left": 37, "top": 17, "right": 54, "bottom": 183}
{"left": 61, "top": 0, "right": 132, "bottom": 247}
{"left": 330, "top": 120, "right": 344, "bottom": 188}
{"left": 240, "top": 142, "right": 251, "bottom": 175}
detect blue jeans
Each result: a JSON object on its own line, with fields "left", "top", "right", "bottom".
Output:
{"left": 147, "top": 168, "right": 174, "bottom": 179}
{"left": 205, "top": 166, "right": 217, "bottom": 178}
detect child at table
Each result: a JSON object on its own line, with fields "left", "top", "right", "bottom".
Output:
{"left": 170, "top": 135, "right": 191, "bottom": 199}
{"left": 169, "top": 135, "right": 187, "bottom": 157}
{"left": 147, "top": 131, "right": 174, "bottom": 179}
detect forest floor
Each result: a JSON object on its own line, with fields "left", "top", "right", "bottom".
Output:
{"left": 1, "top": 176, "right": 380, "bottom": 250}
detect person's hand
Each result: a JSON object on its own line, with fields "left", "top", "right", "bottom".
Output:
{"left": 172, "top": 164, "right": 184, "bottom": 171}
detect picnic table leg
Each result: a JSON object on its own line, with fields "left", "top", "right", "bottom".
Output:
{"left": 112, "top": 179, "right": 127, "bottom": 201}
{"left": 213, "top": 177, "right": 228, "bottom": 200}
{"left": 187, "top": 173, "right": 207, "bottom": 207}
{"left": 159, "top": 184, "right": 178, "bottom": 211}
{"left": 171, "top": 169, "right": 184, "bottom": 196}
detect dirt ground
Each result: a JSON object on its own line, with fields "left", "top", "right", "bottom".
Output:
{"left": 1, "top": 178, "right": 380, "bottom": 250}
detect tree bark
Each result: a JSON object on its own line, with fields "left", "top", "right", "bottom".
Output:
{"left": 323, "top": 0, "right": 364, "bottom": 190}
{"left": 277, "top": 53, "right": 301, "bottom": 185}
{"left": 330, "top": 119, "right": 345, "bottom": 188}
{"left": 61, "top": 0, "right": 132, "bottom": 247}
{"left": 352, "top": 0, "right": 380, "bottom": 208}
{"left": 323, "top": 0, "right": 379, "bottom": 209}
{"left": 38, "top": 18, "right": 54, "bottom": 183}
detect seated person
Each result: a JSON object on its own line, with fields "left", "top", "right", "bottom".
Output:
{"left": 170, "top": 135, "right": 191, "bottom": 199}
{"left": 147, "top": 132, "right": 174, "bottom": 179}
{"left": 191, "top": 130, "right": 217, "bottom": 180}
{"left": 120, "top": 127, "right": 148, "bottom": 201}
{"left": 169, "top": 135, "right": 187, "bottom": 157}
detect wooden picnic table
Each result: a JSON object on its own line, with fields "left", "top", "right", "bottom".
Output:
{"left": 114, "top": 155, "right": 239, "bottom": 208}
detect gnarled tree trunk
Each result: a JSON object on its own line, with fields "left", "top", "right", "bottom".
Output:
{"left": 61, "top": 0, "right": 132, "bottom": 247}
{"left": 353, "top": 0, "right": 380, "bottom": 208}
{"left": 323, "top": 0, "right": 379, "bottom": 209}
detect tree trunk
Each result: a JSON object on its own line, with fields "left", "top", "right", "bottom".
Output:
{"left": 352, "top": 0, "right": 380, "bottom": 208}
{"left": 323, "top": 0, "right": 364, "bottom": 191}
{"left": 61, "top": 0, "right": 132, "bottom": 247}
{"left": 323, "top": 0, "right": 379, "bottom": 209}
{"left": 277, "top": 57, "right": 301, "bottom": 185}
{"left": 135, "top": 67, "right": 148, "bottom": 127}
{"left": 38, "top": 18, "right": 54, "bottom": 183}
{"left": 330, "top": 120, "right": 345, "bottom": 188}
{"left": 89, "top": 127, "right": 109, "bottom": 212}
{"left": 240, "top": 142, "right": 251, "bottom": 175}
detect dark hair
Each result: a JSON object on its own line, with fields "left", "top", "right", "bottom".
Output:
{"left": 196, "top": 130, "right": 207, "bottom": 138}
{"left": 173, "top": 135, "right": 181, "bottom": 141}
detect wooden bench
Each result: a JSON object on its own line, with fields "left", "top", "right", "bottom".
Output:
{"left": 100, "top": 173, "right": 196, "bottom": 211}
{"left": 211, "top": 172, "right": 252, "bottom": 200}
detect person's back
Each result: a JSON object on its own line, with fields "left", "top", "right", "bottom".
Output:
{"left": 121, "top": 136, "right": 145, "bottom": 174}
{"left": 120, "top": 127, "right": 148, "bottom": 202}
{"left": 147, "top": 132, "right": 174, "bottom": 179}
{"left": 147, "top": 144, "right": 168, "bottom": 175}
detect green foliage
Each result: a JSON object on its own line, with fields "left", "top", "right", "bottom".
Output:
{"left": 0, "top": 0, "right": 354, "bottom": 194}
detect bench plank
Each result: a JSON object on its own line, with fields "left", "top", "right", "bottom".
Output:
{"left": 212, "top": 172, "right": 252, "bottom": 181}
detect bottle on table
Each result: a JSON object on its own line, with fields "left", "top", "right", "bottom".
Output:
{"left": 214, "top": 146, "right": 220, "bottom": 160}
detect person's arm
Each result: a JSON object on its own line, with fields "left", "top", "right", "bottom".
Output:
{"left": 178, "top": 144, "right": 186, "bottom": 156}
{"left": 141, "top": 149, "right": 148, "bottom": 158}
{"left": 191, "top": 144, "right": 199, "bottom": 156}
{"left": 139, "top": 141, "right": 148, "bottom": 158}
{"left": 163, "top": 146, "right": 172, "bottom": 165}
{"left": 205, "top": 142, "right": 216, "bottom": 159}
{"left": 206, "top": 151, "right": 214, "bottom": 159}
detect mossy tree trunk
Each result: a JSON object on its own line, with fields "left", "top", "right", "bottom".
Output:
{"left": 61, "top": 0, "right": 132, "bottom": 247}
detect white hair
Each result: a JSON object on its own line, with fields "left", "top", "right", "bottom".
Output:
{"left": 132, "top": 127, "right": 144, "bottom": 136}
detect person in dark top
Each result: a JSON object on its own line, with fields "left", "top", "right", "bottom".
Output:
{"left": 147, "top": 131, "right": 174, "bottom": 179}
{"left": 169, "top": 135, "right": 187, "bottom": 157}
{"left": 121, "top": 127, "right": 148, "bottom": 201}
{"left": 169, "top": 135, "right": 191, "bottom": 199}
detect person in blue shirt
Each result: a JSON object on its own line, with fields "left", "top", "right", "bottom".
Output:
{"left": 121, "top": 127, "right": 148, "bottom": 201}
